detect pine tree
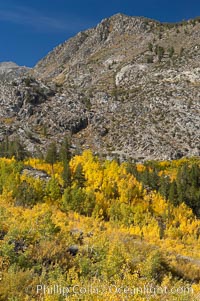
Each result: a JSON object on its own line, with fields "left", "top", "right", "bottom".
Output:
{"left": 74, "top": 163, "right": 86, "bottom": 188}
{"left": 45, "top": 142, "right": 58, "bottom": 173}
{"left": 176, "top": 163, "right": 188, "bottom": 204}
{"left": 7, "top": 137, "right": 27, "bottom": 160}
{"left": 59, "top": 137, "right": 71, "bottom": 188}
{"left": 59, "top": 136, "right": 71, "bottom": 162}
{"left": 158, "top": 46, "right": 165, "bottom": 62}
{"left": 168, "top": 180, "right": 178, "bottom": 206}
{"left": 62, "top": 160, "right": 71, "bottom": 188}
{"left": 159, "top": 175, "right": 170, "bottom": 199}
{"left": 168, "top": 46, "right": 175, "bottom": 58}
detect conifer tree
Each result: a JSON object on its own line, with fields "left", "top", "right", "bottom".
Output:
{"left": 168, "top": 180, "right": 178, "bottom": 206}
{"left": 159, "top": 175, "right": 170, "bottom": 199}
{"left": 74, "top": 163, "right": 85, "bottom": 188}
{"left": 59, "top": 137, "right": 71, "bottom": 188}
{"left": 45, "top": 142, "right": 58, "bottom": 173}
{"left": 168, "top": 46, "right": 175, "bottom": 58}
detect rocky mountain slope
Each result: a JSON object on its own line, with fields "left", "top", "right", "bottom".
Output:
{"left": 1, "top": 13, "right": 200, "bottom": 160}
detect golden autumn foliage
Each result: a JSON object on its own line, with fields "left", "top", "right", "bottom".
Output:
{"left": 0, "top": 151, "right": 199, "bottom": 300}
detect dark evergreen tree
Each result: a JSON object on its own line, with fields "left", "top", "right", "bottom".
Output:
{"left": 125, "top": 158, "right": 200, "bottom": 217}
{"left": 149, "top": 169, "right": 160, "bottom": 190}
{"left": 13, "top": 180, "right": 40, "bottom": 207}
{"left": 168, "top": 180, "right": 179, "bottom": 206}
{"left": 157, "top": 46, "right": 165, "bottom": 62}
{"left": 176, "top": 163, "right": 189, "bottom": 204}
{"left": 59, "top": 137, "right": 72, "bottom": 188}
{"left": 45, "top": 142, "right": 58, "bottom": 173}
{"left": 168, "top": 46, "right": 175, "bottom": 58}
{"left": 73, "top": 163, "right": 86, "bottom": 188}
{"left": 180, "top": 163, "right": 200, "bottom": 216}
{"left": 125, "top": 161, "right": 138, "bottom": 178}
{"left": 10, "top": 138, "right": 27, "bottom": 161}
{"left": 59, "top": 136, "right": 71, "bottom": 162}
{"left": 0, "top": 136, "right": 27, "bottom": 160}
{"left": 62, "top": 186, "right": 86, "bottom": 214}
{"left": 159, "top": 175, "right": 170, "bottom": 199}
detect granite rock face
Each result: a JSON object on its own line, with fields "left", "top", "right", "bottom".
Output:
{"left": 1, "top": 14, "right": 200, "bottom": 160}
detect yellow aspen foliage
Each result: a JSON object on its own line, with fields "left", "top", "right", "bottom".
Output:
{"left": 192, "top": 283, "right": 200, "bottom": 297}
{"left": 70, "top": 150, "right": 103, "bottom": 190}
{"left": 142, "top": 222, "right": 161, "bottom": 241}
{"left": 149, "top": 192, "right": 168, "bottom": 216}
{"left": 118, "top": 174, "right": 143, "bottom": 204}
{"left": 24, "top": 158, "right": 63, "bottom": 178}
{"left": 136, "top": 163, "right": 146, "bottom": 172}
{"left": 0, "top": 154, "right": 200, "bottom": 300}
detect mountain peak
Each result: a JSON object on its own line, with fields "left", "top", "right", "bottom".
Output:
{"left": 1, "top": 14, "right": 200, "bottom": 160}
{"left": 0, "top": 61, "right": 19, "bottom": 70}
{"left": 97, "top": 12, "right": 157, "bottom": 34}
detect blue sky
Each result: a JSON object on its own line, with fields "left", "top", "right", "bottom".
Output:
{"left": 0, "top": 0, "right": 199, "bottom": 67}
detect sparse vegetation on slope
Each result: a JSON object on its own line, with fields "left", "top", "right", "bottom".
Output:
{"left": 0, "top": 14, "right": 200, "bottom": 160}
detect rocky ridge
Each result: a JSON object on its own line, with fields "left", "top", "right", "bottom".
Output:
{"left": 0, "top": 13, "right": 200, "bottom": 160}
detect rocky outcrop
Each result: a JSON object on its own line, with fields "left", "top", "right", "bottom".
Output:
{"left": 0, "top": 14, "right": 200, "bottom": 160}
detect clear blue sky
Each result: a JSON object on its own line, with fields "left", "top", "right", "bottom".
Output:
{"left": 0, "top": 0, "right": 199, "bottom": 67}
